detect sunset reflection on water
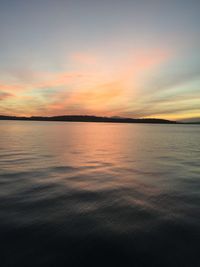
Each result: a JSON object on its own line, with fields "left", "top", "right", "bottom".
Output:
{"left": 0, "top": 121, "right": 200, "bottom": 267}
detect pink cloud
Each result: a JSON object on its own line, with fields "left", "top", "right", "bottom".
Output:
{"left": 0, "top": 91, "right": 14, "bottom": 101}
{"left": 0, "top": 46, "right": 174, "bottom": 117}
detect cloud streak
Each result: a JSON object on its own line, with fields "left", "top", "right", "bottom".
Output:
{"left": 0, "top": 45, "right": 199, "bottom": 120}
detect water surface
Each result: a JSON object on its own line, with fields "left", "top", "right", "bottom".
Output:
{"left": 0, "top": 121, "right": 200, "bottom": 266}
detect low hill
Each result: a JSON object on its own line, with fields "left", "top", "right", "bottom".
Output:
{"left": 0, "top": 115, "right": 178, "bottom": 124}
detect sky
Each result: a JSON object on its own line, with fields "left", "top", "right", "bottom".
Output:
{"left": 0, "top": 0, "right": 199, "bottom": 121}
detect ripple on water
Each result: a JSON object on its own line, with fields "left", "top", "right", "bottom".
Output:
{"left": 0, "top": 122, "right": 200, "bottom": 266}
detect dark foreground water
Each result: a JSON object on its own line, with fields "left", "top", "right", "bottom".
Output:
{"left": 0, "top": 121, "right": 200, "bottom": 267}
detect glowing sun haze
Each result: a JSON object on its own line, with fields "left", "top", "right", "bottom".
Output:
{"left": 0, "top": 0, "right": 200, "bottom": 121}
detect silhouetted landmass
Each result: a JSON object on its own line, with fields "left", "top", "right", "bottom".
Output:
{"left": 182, "top": 121, "right": 200, "bottom": 124}
{"left": 0, "top": 115, "right": 179, "bottom": 124}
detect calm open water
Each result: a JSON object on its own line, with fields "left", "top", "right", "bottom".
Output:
{"left": 0, "top": 121, "right": 200, "bottom": 267}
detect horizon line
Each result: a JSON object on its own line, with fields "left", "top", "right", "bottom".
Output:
{"left": 0, "top": 114, "right": 200, "bottom": 124}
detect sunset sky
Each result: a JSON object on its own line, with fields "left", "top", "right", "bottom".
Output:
{"left": 0, "top": 0, "right": 199, "bottom": 121}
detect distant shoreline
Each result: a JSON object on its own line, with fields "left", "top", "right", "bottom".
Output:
{"left": 0, "top": 115, "right": 199, "bottom": 124}
{"left": 0, "top": 115, "right": 175, "bottom": 124}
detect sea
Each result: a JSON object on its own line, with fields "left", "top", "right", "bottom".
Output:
{"left": 0, "top": 120, "right": 199, "bottom": 267}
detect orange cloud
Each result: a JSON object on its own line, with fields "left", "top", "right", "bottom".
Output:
{"left": 67, "top": 82, "right": 124, "bottom": 109}
{"left": 0, "top": 91, "right": 14, "bottom": 100}
{"left": 0, "top": 83, "right": 25, "bottom": 93}
{"left": 0, "top": 46, "right": 173, "bottom": 117}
